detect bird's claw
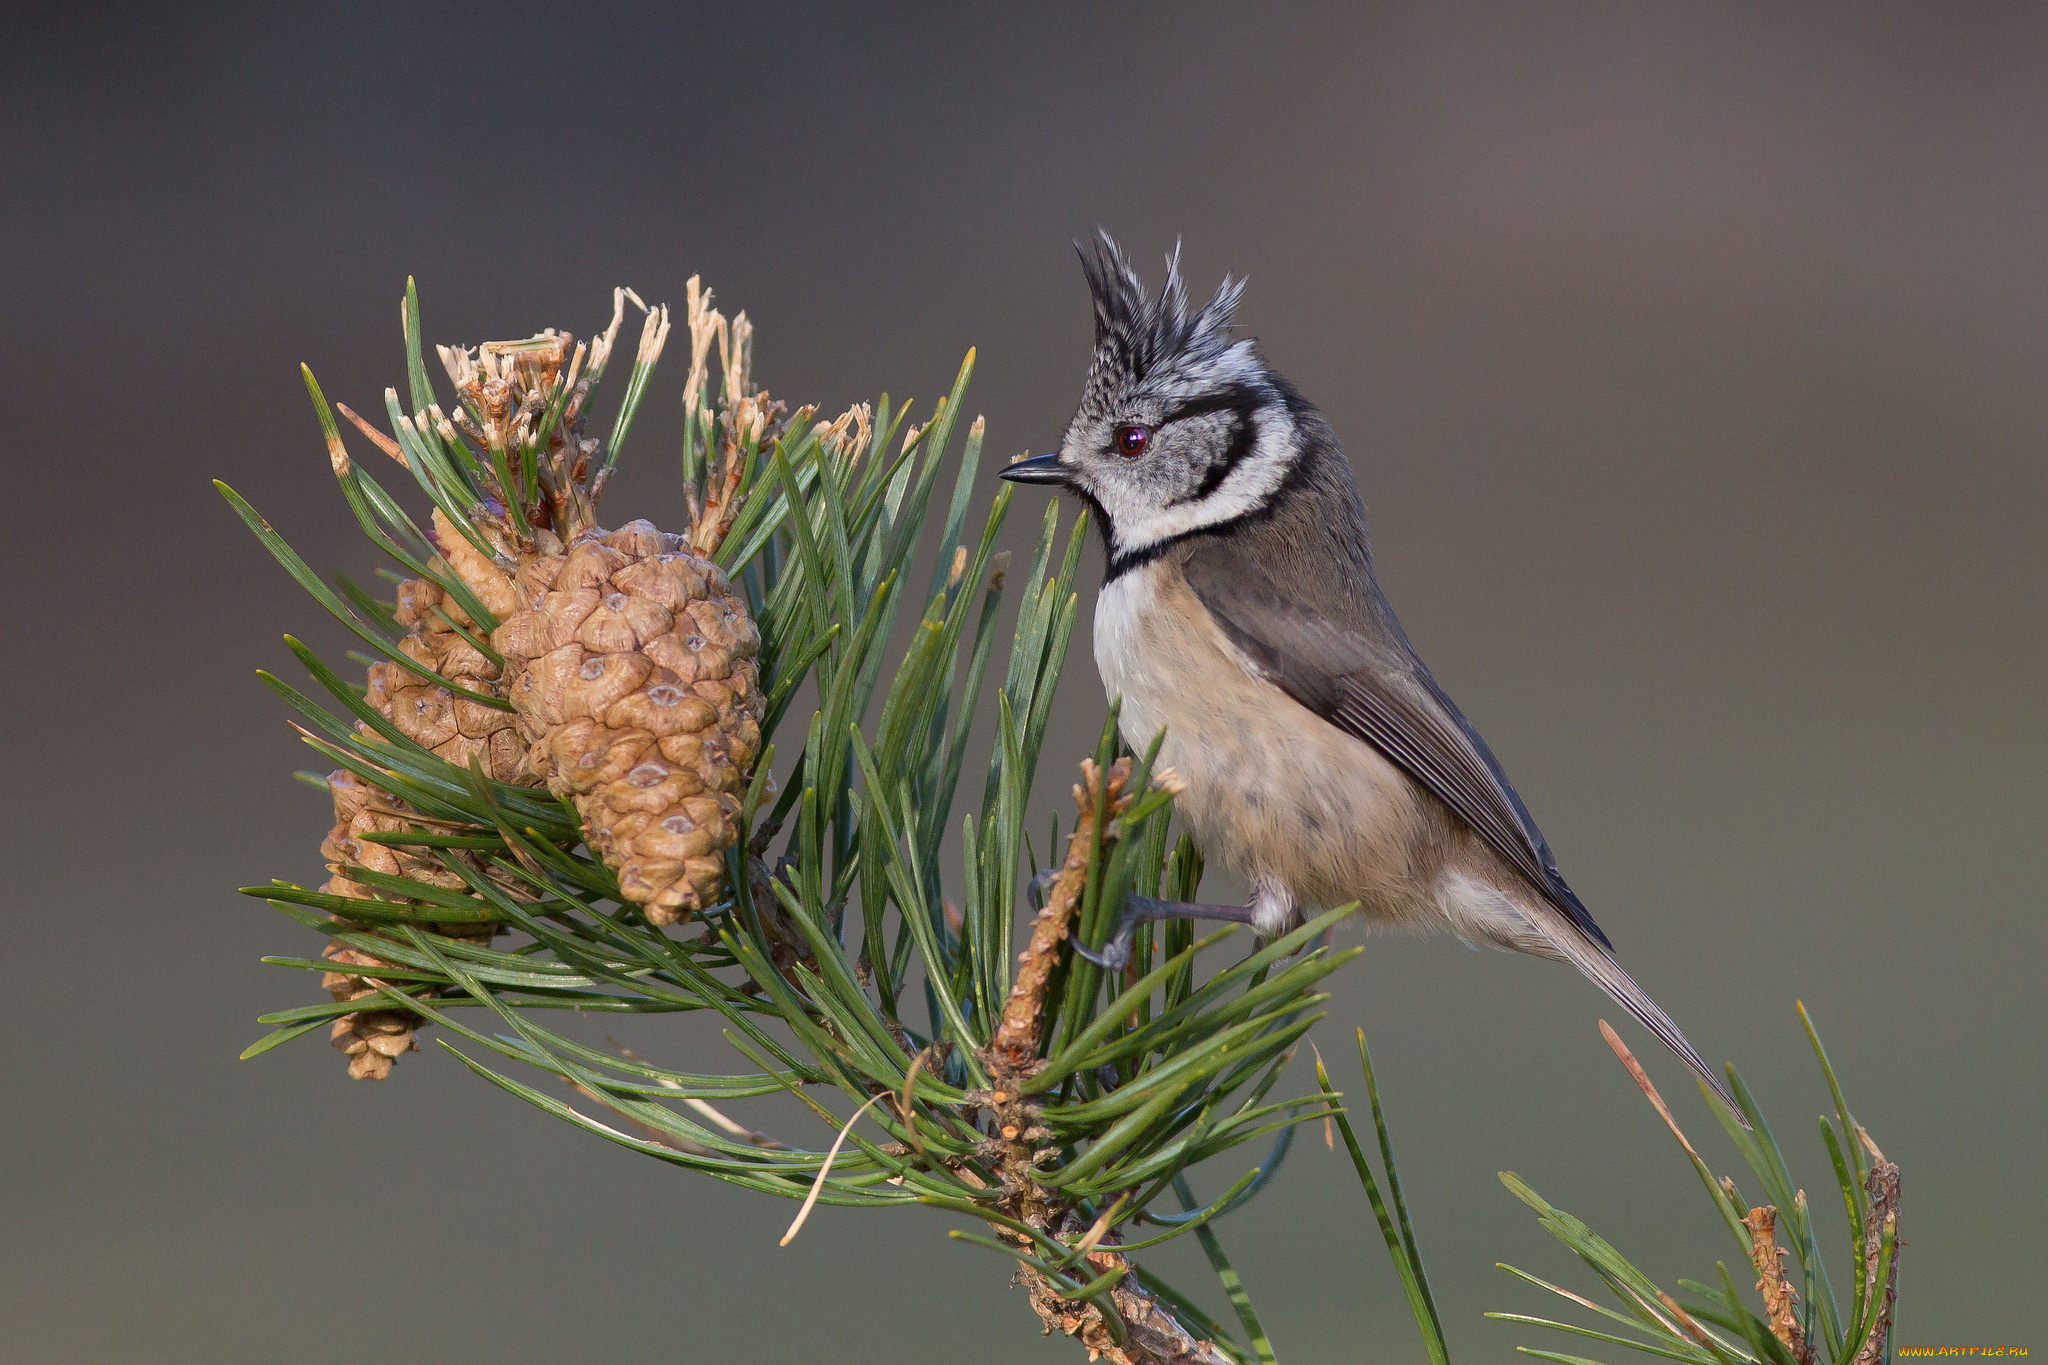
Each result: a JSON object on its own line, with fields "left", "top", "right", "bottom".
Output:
{"left": 1025, "top": 866, "right": 1135, "bottom": 967}
{"left": 1071, "top": 924, "right": 1134, "bottom": 972}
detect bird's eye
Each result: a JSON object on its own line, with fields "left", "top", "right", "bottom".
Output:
{"left": 1114, "top": 425, "right": 1150, "bottom": 457}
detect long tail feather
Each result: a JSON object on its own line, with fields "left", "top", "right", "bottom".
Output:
{"left": 1531, "top": 910, "right": 1746, "bottom": 1122}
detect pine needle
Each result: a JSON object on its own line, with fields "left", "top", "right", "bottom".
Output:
{"left": 780, "top": 1093, "right": 887, "bottom": 1247}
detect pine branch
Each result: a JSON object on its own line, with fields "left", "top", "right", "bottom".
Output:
{"left": 1493, "top": 1012, "right": 1902, "bottom": 1365}
{"left": 232, "top": 281, "right": 1353, "bottom": 1365}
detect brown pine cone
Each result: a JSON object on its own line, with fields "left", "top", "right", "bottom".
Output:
{"left": 313, "top": 550, "right": 531, "bottom": 1079}
{"left": 483, "top": 518, "right": 766, "bottom": 924}
{"left": 315, "top": 769, "right": 500, "bottom": 1078}
{"left": 362, "top": 561, "right": 524, "bottom": 785}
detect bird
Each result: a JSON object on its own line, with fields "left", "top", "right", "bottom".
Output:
{"left": 999, "top": 233, "right": 1738, "bottom": 1113}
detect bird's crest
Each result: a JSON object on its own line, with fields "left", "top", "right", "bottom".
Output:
{"left": 1080, "top": 232, "right": 1248, "bottom": 401}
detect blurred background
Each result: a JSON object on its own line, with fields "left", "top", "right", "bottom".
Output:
{"left": 5, "top": 3, "right": 2043, "bottom": 1360}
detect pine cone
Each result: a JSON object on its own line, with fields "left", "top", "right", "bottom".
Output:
{"left": 316, "top": 770, "right": 504, "bottom": 1078}
{"left": 479, "top": 518, "right": 766, "bottom": 924}
{"left": 315, "top": 558, "right": 529, "bottom": 1079}
{"left": 316, "top": 772, "right": 419, "bottom": 1077}
{"left": 364, "top": 566, "right": 524, "bottom": 784}
{"left": 292, "top": 283, "right": 773, "bottom": 1078}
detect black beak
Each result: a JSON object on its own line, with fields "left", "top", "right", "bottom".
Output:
{"left": 997, "top": 453, "right": 1073, "bottom": 486}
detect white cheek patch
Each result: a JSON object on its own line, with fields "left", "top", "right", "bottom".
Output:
{"left": 1104, "top": 405, "right": 1296, "bottom": 554}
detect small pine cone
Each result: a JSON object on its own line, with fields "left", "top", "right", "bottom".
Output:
{"left": 367, "top": 563, "right": 525, "bottom": 784}
{"left": 481, "top": 519, "right": 766, "bottom": 924}
{"left": 316, "top": 763, "right": 499, "bottom": 1079}
{"left": 317, "top": 771, "right": 429, "bottom": 1078}
{"left": 321, "top": 938, "right": 418, "bottom": 1080}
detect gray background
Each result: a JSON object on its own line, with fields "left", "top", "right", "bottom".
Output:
{"left": 5, "top": 4, "right": 2042, "bottom": 1361}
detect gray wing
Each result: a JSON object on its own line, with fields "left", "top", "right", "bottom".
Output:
{"left": 1181, "top": 544, "right": 1612, "bottom": 950}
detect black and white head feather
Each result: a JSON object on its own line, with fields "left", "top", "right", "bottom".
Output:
{"left": 1056, "top": 233, "right": 1310, "bottom": 574}
{"left": 1080, "top": 236, "right": 1251, "bottom": 408}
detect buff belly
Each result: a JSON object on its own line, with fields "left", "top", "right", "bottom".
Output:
{"left": 1093, "top": 562, "right": 1485, "bottom": 938}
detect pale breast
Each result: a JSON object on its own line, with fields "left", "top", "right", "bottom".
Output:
{"left": 1093, "top": 561, "right": 1452, "bottom": 927}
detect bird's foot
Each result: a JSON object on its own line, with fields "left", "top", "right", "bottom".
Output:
{"left": 1072, "top": 895, "right": 1262, "bottom": 971}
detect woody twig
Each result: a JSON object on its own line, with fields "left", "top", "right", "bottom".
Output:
{"left": 979, "top": 756, "right": 1227, "bottom": 1365}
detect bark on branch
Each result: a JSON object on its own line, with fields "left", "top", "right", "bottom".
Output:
{"left": 980, "top": 757, "right": 1229, "bottom": 1364}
